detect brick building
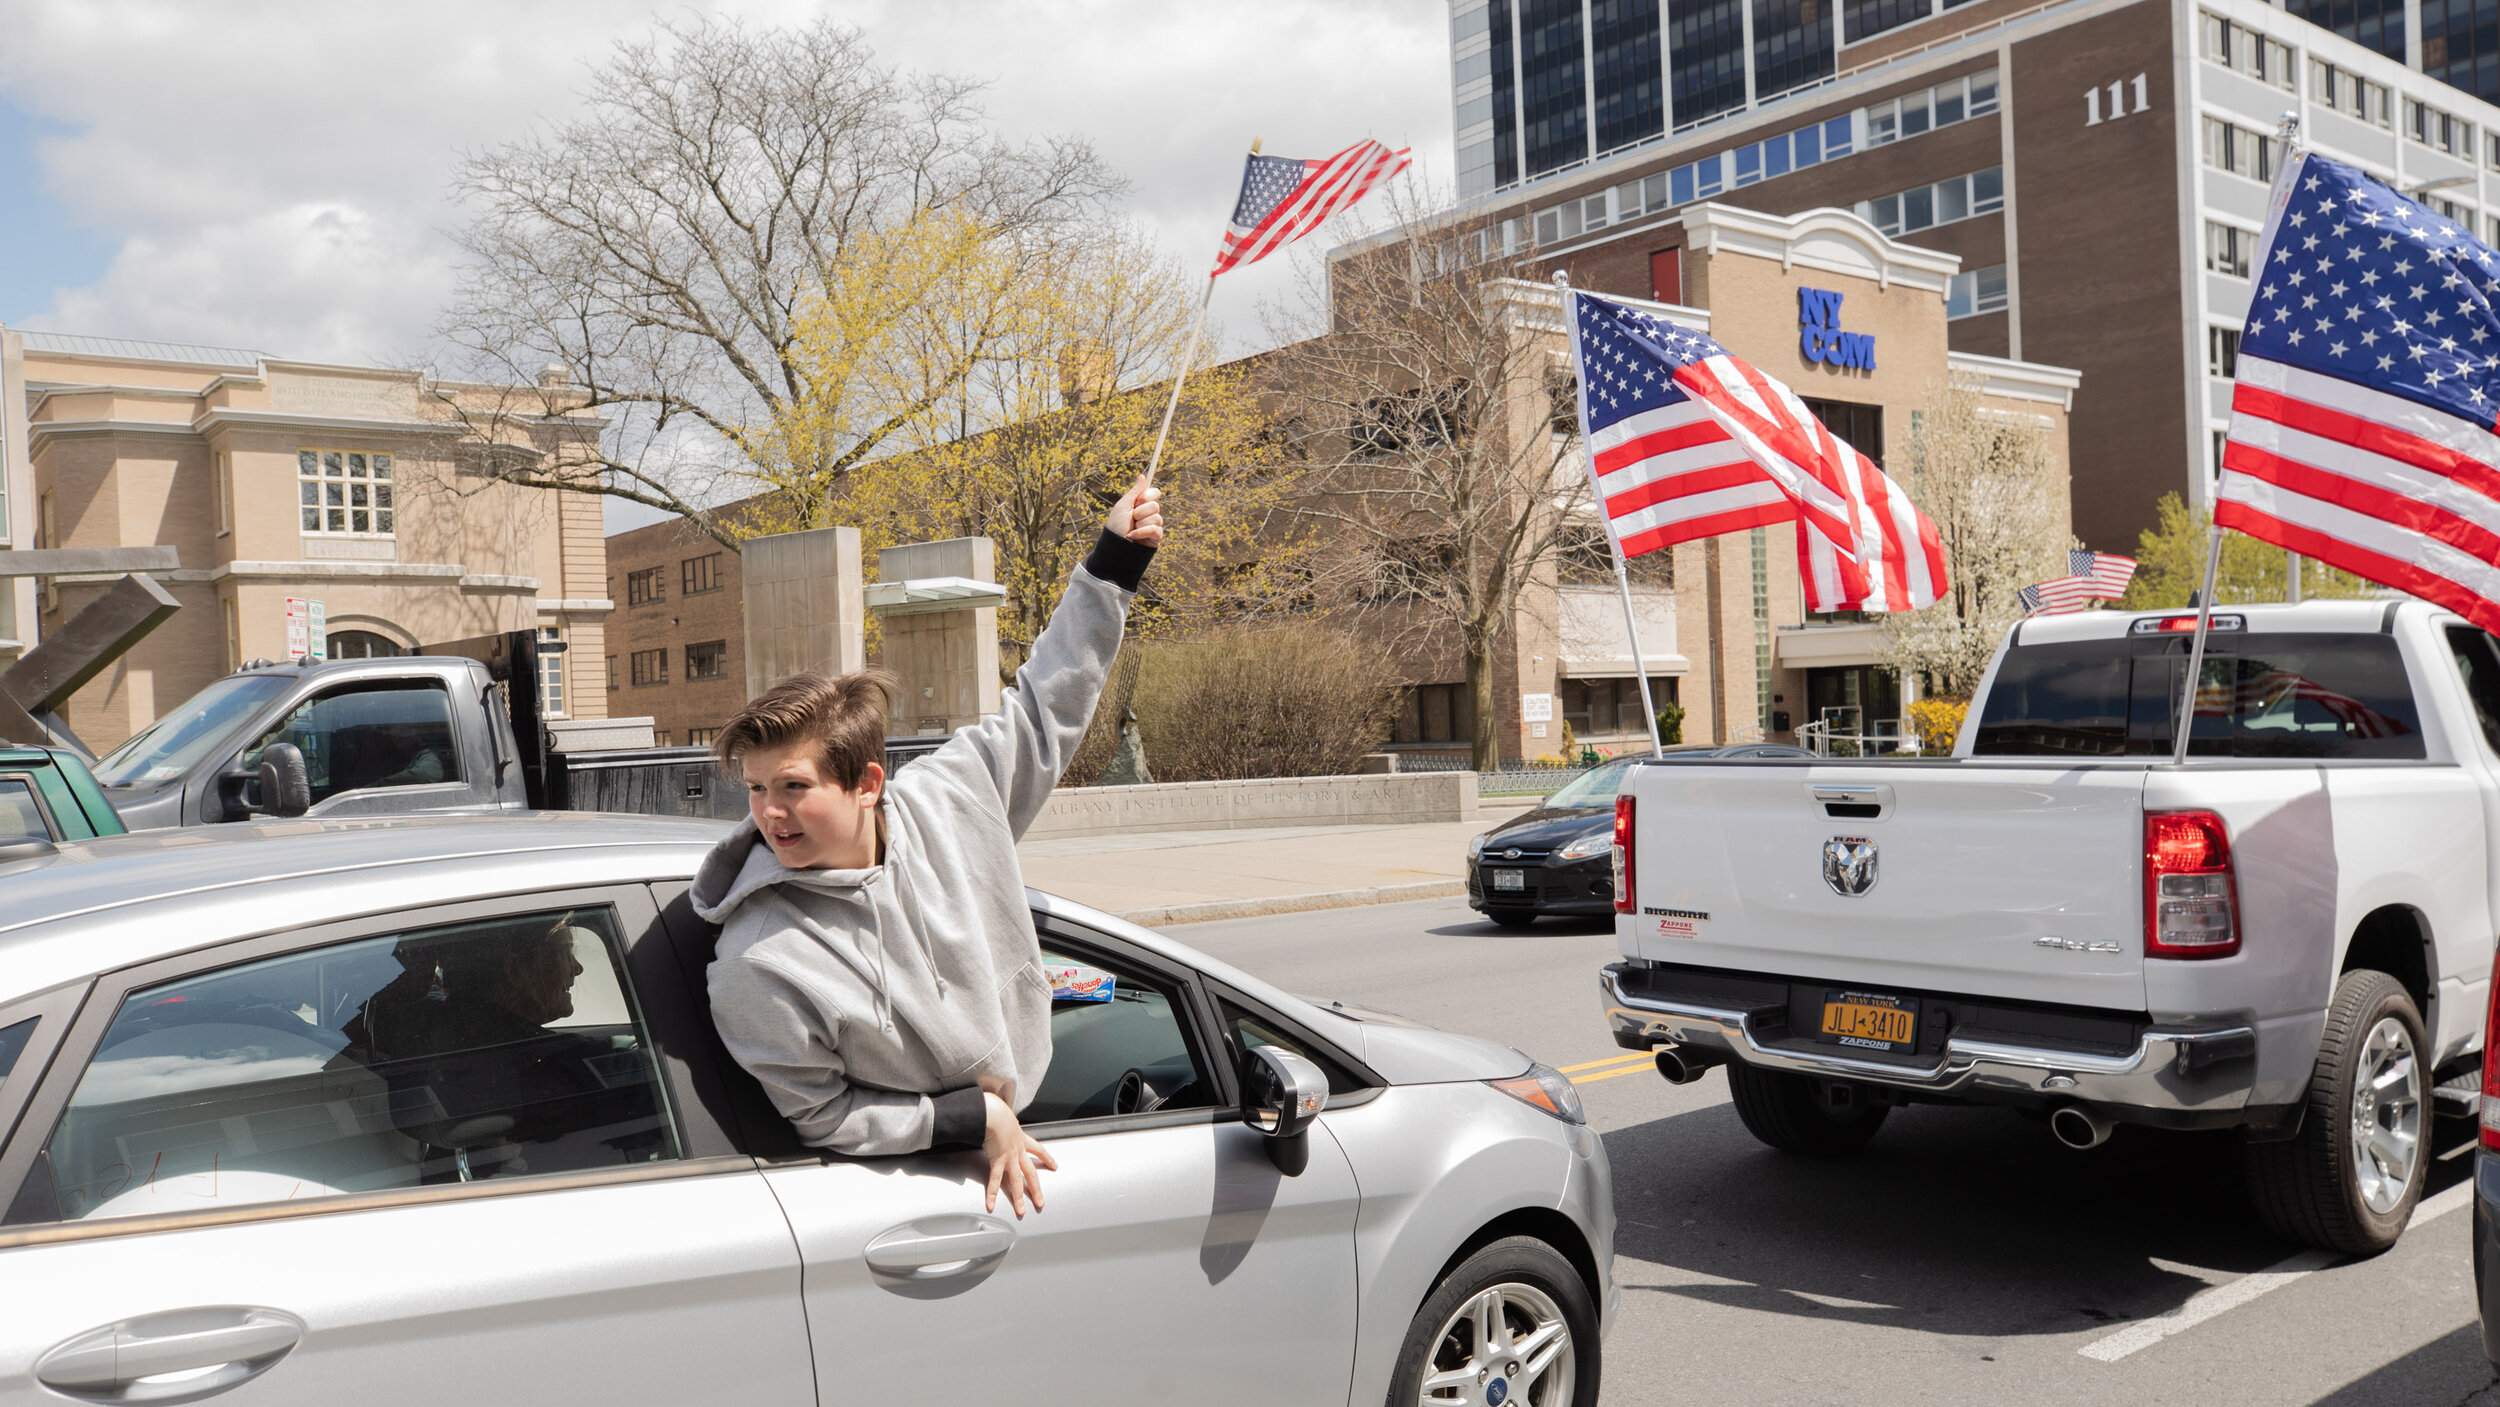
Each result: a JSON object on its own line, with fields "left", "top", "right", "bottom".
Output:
{"left": 602, "top": 517, "right": 746, "bottom": 747}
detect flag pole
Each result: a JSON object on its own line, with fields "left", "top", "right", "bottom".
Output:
{"left": 2170, "top": 524, "right": 2225, "bottom": 765}
{"left": 1142, "top": 137, "right": 1258, "bottom": 489}
{"left": 1556, "top": 272, "right": 1665, "bottom": 757}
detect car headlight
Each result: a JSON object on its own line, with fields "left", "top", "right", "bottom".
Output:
{"left": 1488, "top": 1062, "right": 1587, "bottom": 1124}
{"left": 1467, "top": 832, "right": 1491, "bottom": 859}
{"left": 1557, "top": 832, "right": 1611, "bottom": 861}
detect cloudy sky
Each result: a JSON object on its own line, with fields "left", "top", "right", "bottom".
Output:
{"left": 0, "top": 0, "right": 1452, "bottom": 528}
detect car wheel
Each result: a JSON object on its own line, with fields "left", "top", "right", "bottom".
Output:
{"left": 1387, "top": 1235, "right": 1598, "bottom": 1407}
{"left": 1725, "top": 1062, "right": 1889, "bottom": 1156}
{"left": 2244, "top": 968, "right": 2427, "bottom": 1255}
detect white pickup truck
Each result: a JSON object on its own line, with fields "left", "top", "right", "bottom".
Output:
{"left": 1601, "top": 599, "right": 2500, "bottom": 1254}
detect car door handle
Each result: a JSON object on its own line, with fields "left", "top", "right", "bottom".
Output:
{"left": 38, "top": 1307, "right": 304, "bottom": 1400}
{"left": 864, "top": 1214, "right": 1017, "bottom": 1277}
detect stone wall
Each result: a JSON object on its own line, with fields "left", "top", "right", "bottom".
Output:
{"left": 1024, "top": 771, "right": 1478, "bottom": 840}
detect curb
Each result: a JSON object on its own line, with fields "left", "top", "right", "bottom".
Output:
{"left": 1118, "top": 879, "right": 1467, "bottom": 928}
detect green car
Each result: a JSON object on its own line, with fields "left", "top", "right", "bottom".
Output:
{"left": 0, "top": 745, "right": 128, "bottom": 847}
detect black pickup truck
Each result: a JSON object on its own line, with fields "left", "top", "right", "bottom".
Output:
{"left": 87, "top": 630, "right": 940, "bottom": 830}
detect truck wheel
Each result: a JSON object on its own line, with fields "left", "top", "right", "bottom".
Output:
{"left": 2244, "top": 969, "right": 2428, "bottom": 1256}
{"left": 1385, "top": 1235, "right": 1599, "bottom": 1407}
{"left": 1725, "top": 1062, "right": 1889, "bottom": 1156}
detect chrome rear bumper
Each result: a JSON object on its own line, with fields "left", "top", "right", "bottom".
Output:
{"left": 1601, "top": 967, "right": 2256, "bottom": 1112}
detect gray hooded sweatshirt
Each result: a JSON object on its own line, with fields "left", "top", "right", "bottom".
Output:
{"left": 691, "top": 533, "right": 1150, "bottom": 1155}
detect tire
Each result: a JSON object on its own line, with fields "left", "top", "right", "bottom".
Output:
{"left": 2244, "top": 968, "right": 2428, "bottom": 1256}
{"left": 1386, "top": 1235, "right": 1599, "bottom": 1407}
{"left": 1483, "top": 907, "right": 1540, "bottom": 931}
{"left": 1725, "top": 1061, "right": 1890, "bottom": 1156}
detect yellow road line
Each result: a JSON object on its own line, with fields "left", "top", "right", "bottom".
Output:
{"left": 1569, "top": 1061, "right": 1661, "bottom": 1086}
{"left": 1556, "top": 1051, "right": 1653, "bottom": 1075}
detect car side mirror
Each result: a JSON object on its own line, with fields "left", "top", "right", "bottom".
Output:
{"left": 256, "top": 743, "right": 311, "bottom": 818}
{"left": 1241, "top": 1044, "right": 1328, "bottom": 1176}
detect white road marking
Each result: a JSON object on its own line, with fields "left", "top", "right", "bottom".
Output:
{"left": 2077, "top": 1178, "right": 2475, "bottom": 1363}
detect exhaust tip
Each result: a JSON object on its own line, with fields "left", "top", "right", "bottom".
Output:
{"left": 2049, "top": 1104, "right": 2113, "bottom": 1150}
{"left": 1653, "top": 1048, "right": 1715, "bottom": 1085}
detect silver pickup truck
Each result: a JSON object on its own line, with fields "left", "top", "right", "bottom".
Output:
{"left": 1601, "top": 599, "right": 2500, "bottom": 1253}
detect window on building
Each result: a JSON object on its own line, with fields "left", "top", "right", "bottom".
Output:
{"left": 214, "top": 452, "right": 233, "bottom": 536}
{"left": 685, "top": 639, "right": 728, "bottom": 681}
{"left": 1750, "top": 0, "right": 1835, "bottom": 103}
{"left": 1843, "top": 0, "right": 1932, "bottom": 44}
{"left": 2421, "top": 192, "right": 2475, "bottom": 225}
{"left": 1593, "top": 0, "right": 1667, "bottom": 152}
{"left": 327, "top": 630, "right": 402, "bottom": 659}
{"left": 1669, "top": 0, "right": 1748, "bottom": 131}
{"left": 686, "top": 727, "right": 718, "bottom": 747}
{"left": 680, "top": 553, "right": 722, "bottom": 596}
{"left": 1560, "top": 677, "right": 1677, "bottom": 736}
{"left": 1520, "top": 0, "right": 1590, "bottom": 175}
{"left": 1862, "top": 69, "right": 1997, "bottom": 148}
{"left": 606, "top": 654, "right": 619, "bottom": 691}
{"left": 2202, "top": 117, "right": 2279, "bottom": 182}
{"left": 539, "top": 626, "right": 566, "bottom": 719}
{"left": 2205, "top": 221, "right": 2256, "bottom": 278}
{"left": 2199, "top": 12, "right": 2297, "bottom": 89}
{"left": 1945, "top": 264, "right": 2009, "bottom": 318}
{"left": 1859, "top": 167, "right": 2002, "bottom": 237}
{"left": 2312, "top": 61, "right": 2393, "bottom": 126}
{"left": 2288, "top": 0, "right": 2406, "bottom": 60}
{"left": 2208, "top": 325, "right": 2240, "bottom": 379}
{"left": 626, "top": 567, "right": 666, "bottom": 607}
{"left": 296, "top": 449, "right": 395, "bottom": 537}
{"left": 654, "top": 731, "right": 672, "bottom": 747}
{"left": 37, "top": 491, "right": 53, "bottom": 551}
{"left": 2407, "top": 98, "right": 2475, "bottom": 155}
{"left": 630, "top": 648, "right": 669, "bottom": 686}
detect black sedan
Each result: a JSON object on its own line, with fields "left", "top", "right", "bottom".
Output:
{"left": 1465, "top": 744, "right": 1814, "bottom": 928}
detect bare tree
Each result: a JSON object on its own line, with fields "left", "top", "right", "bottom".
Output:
{"left": 1881, "top": 376, "right": 2068, "bottom": 697}
{"left": 436, "top": 16, "right": 1122, "bottom": 550}
{"left": 1263, "top": 190, "right": 1589, "bottom": 769}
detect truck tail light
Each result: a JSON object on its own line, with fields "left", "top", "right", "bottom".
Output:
{"left": 2482, "top": 946, "right": 2500, "bottom": 1149}
{"left": 1613, "top": 796, "right": 1635, "bottom": 915}
{"left": 2144, "top": 810, "right": 2238, "bottom": 959}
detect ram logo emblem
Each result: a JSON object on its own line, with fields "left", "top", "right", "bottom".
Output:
{"left": 1822, "top": 836, "right": 1879, "bottom": 896}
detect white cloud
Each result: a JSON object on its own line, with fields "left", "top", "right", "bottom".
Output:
{"left": 0, "top": 0, "right": 1453, "bottom": 527}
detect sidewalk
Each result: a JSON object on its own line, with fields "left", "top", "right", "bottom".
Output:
{"left": 1016, "top": 798, "right": 1537, "bottom": 926}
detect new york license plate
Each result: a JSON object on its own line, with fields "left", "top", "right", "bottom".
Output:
{"left": 1491, "top": 869, "right": 1526, "bottom": 891}
{"left": 1819, "top": 990, "right": 1918, "bottom": 1053}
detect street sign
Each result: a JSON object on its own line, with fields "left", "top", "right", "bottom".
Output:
{"left": 285, "top": 598, "right": 327, "bottom": 662}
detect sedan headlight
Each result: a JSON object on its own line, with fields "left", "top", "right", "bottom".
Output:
{"left": 1557, "top": 831, "right": 1611, "bottom": 861}
{"left": 1488, "top": 1063, "right": 1587, "bottom": 1124}
{"left": 1467, "top": 831, "right": 1492, "bottom": 859}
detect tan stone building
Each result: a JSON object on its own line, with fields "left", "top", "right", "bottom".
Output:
{"left": 0, "top": 328, "right": 612, "bottom": 752}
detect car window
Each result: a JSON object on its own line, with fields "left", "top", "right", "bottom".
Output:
{"left": 92, "top": 672, "right": 293, "bottom": 787}
{"left": 0, "top": 777, "right": 50, "bottom": 843}
{"left": 2447, "top": 626, "right": 2500, "bottom": 756}
{"left": 1223, "top": 1002, "right": 1367, "bottom": 1097}
{"left": 243, "top": 681, "right": 462, "bottom": 803}
{"left": 1973, "top": 634, "right": 2425, "bottom": 759}
{"left": 34, "top": 905, "right": 678, "bottom": 1223}
{"left": 0, "top": 1017, "right": 37, "bottom": 1095}
{"left": 1019, "top": 948, "right": 1214, "bottom": 1124}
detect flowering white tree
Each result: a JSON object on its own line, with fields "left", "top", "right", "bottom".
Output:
{"left": 1882, "top": 377, "right": 2069, "bottom": 697}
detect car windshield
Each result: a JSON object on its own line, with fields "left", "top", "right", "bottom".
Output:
{"left": 92, "top": 674, "right": 293, "bottom": 787}
{"left": 1541, "top": 759, "right": 1639, "bottom": 808}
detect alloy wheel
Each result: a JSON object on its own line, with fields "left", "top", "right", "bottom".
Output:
{"left": 1418, "top": 1281, "right": 1575, "bottom": 1407}
{"left": 2348, "top": 1014, "right": 2422, "bottom": 1215}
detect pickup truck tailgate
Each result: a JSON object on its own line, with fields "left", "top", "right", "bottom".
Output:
{"left": 1624, "top": 762, "right": 2148, "bottom": 1009}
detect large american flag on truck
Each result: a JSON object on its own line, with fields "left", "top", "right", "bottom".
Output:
{"left": 1567, "top": 287, "right": 1948, "bottom": 613}
{"left": 2220, "top": 149, "right": 2500, "bottom": 635}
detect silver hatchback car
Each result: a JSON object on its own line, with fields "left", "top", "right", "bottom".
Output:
{"left": 0, "top": 816, "right": 1614, "bottom": 1407}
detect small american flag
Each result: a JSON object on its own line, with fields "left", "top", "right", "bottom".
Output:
{"left": 2220, "top": 149, "right": 2500, "bottom": 634}
{"left": 2069, "top": 549, "right": 2138, "bottom": 598}
{"left": 2019, "top": 573, "right": 2101, "bottom": 616}
{"left": 1211, "top": 140, "right": 1410, "bottom": 278}
{"left": 1569, "top": 288, "right": 1947, "bottom": 612}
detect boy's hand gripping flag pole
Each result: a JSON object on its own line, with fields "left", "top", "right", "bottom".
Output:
{"left": 1140, "top": 136, "right": 1412, "bottom": 487}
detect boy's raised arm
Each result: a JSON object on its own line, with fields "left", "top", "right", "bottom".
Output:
{"left": 916, "top": 477, "right": 1162, "bottom": 839}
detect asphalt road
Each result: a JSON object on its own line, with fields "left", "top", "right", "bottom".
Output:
{"left": 1168, "top": 896, "right": 2498, "bottom": 1407}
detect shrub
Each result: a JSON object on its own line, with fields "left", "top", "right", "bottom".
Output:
{"left": 1656, "top": 702, "right": 1685, "bottom": 746}
{"left": 1905, "top": 697, "right": 1970, "bottom": 755}
{"left": 1065, "top": 622, "right": 1397, "bottom": 783}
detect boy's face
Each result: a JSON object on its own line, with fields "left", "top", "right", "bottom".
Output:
{"left": 742, "top": 741, "right": 884, "bottom": 871}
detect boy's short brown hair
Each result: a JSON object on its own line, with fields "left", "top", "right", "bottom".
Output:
{"left": 713, "top": 668, "right": 900, "bottom": 791}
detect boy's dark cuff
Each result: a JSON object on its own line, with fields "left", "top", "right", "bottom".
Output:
{"left": 1084, "top": 528, "right": 1156, "bottom": 592}
{"left": 930, "top": 1087, "right": 987, "bottom": 1149}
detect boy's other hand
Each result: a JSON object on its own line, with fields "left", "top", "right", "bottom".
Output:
{"left": 981, "top": 1091, "right": 1057, "bottom": 1217}
{"left": 1109, "top": 474, "right": 1164, "bottom": 547}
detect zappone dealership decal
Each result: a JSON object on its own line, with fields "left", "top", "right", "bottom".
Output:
{"left": 1798, "top": 287, "right": 1874, "bottom": 371}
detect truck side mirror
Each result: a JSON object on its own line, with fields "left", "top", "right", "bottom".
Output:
{"left": 257, "top": 743, "right": 311, "bottom": 818}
